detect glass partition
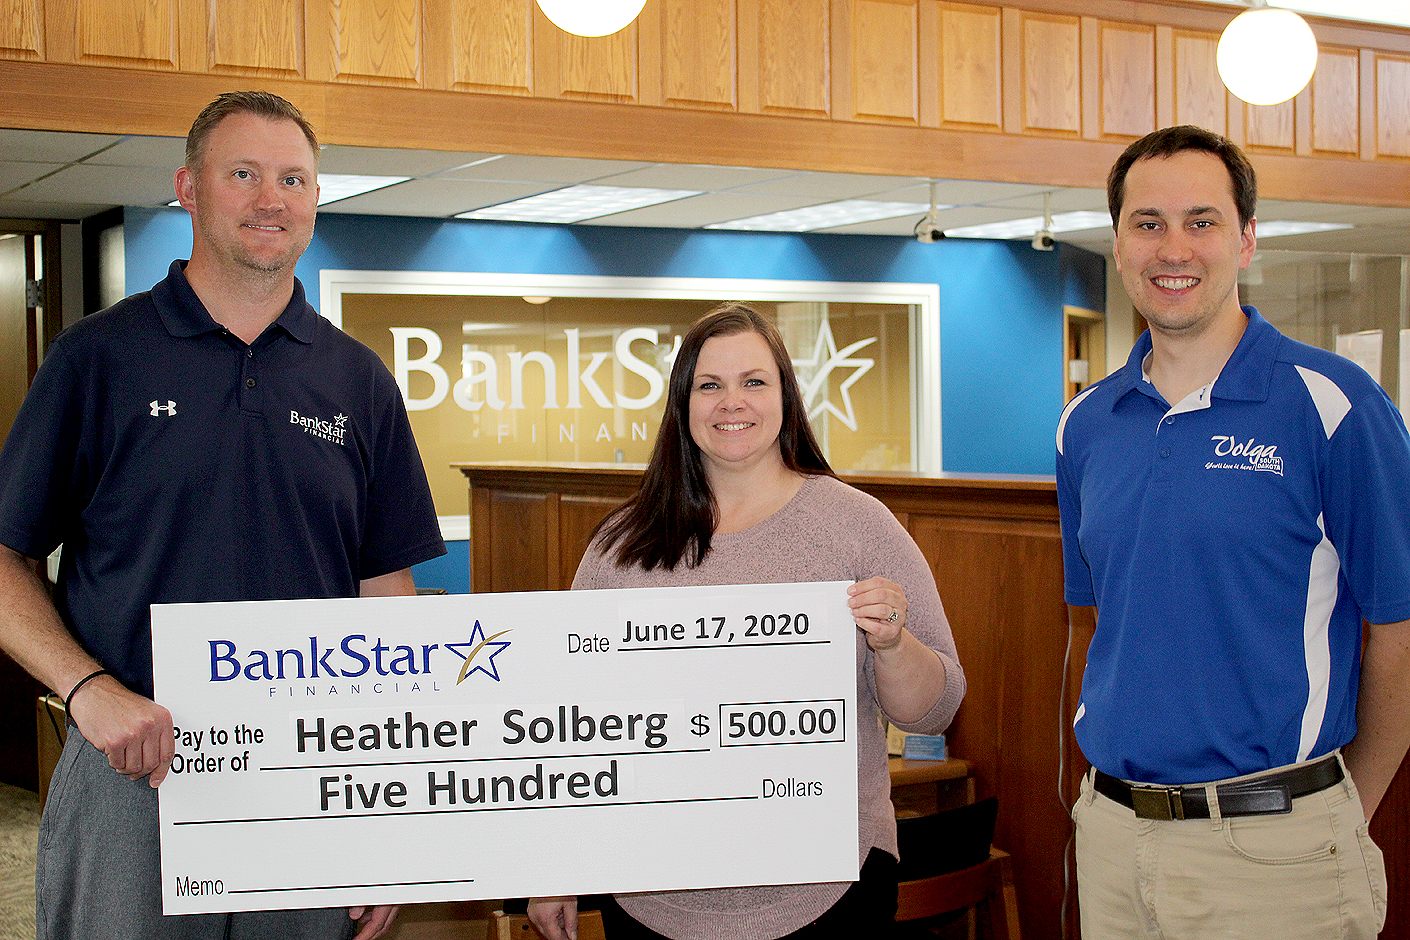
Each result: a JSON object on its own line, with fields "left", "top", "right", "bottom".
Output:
{"left": 1241, "top": 250, "right": 1410, "bottom": 412}
{"left": 325, "top": 273, "right": 938, "bottom": 518}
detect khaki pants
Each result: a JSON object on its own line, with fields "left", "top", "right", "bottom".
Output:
{"left": 1073, "top": 755, "right": 1387, "bottom": 940}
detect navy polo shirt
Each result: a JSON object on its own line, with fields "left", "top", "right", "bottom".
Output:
{"left": 1057, "top": 307, "right": 1410, "bottom": 784}
{"left": 0, "top": 261, "right": 445, "bottom": 698}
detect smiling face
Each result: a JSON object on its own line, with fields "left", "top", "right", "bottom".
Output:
{"left": 1112, "top": 149, "right": 1255, "bottom": 340}
{"left": 175, "top": 111, "right": 319, "bottom": 280}
{"left": 688, "top": 330, "right": 786, "bottom": 479}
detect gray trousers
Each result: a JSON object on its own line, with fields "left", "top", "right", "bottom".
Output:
{"left": 38, "top": 727, "right": 356, "bottom": 940}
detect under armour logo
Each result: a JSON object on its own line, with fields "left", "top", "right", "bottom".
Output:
{"left": 150, "top": 400, "right": 177, "bottom": 417}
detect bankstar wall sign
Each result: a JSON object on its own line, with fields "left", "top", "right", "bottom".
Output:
{"left": 320, "top": 272, "right": 940, "bottom": 516}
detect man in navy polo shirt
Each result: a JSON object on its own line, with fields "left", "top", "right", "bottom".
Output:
{"left": 1058, "top": 125, "right": 1410, "bottom": 938}
{"left": 0, "top": 92, "right": 445, "bottom": 939}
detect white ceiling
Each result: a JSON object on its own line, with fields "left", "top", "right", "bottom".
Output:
{"left": 1200, "top": 0, "right": 1410, "bottom": 30}
{"left": 3, "top": 126, "right": 1410, "bottom": 258}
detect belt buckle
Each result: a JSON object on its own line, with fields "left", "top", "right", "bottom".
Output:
{"left": 1130, "top": 785, "right": 1185, "bottom": 820}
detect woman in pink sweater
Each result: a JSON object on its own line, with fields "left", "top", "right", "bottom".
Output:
{"left": 530, "top": 303, "right": 965, "bottom": 940}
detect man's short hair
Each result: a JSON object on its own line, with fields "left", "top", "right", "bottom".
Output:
{"left": 185, "top": 91, "right": 319, "bottom": 174}
{"left": 1107, "top": 125, "right": 1257, "bottom": 231}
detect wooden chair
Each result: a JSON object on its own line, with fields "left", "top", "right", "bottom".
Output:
{"left": 895, "top": 847, "right": 1021, "bottom": 940}
{"left": 490, "top": 908, "right": 607, "bottom": 940}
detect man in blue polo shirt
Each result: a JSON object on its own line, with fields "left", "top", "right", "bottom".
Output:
{"left": 0, "top": 92, "right": 445, "bottom": 939}
{"left": 1057, "top": 125, "right": 1410, "bottom": 938}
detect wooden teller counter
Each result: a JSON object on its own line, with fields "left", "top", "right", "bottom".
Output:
{"left": 457, "top": 462, "right": 1075, "bottom": 937}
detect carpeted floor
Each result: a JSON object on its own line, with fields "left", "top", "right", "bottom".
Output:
{"left": 0, "top": 783, "right": 36, "bottom": 940}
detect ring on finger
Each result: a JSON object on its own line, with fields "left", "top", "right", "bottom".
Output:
{"left": 885, "top": 605, "right": 899, "bottom": 624}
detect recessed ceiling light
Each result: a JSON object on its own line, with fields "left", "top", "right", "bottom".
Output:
{"left": 456, "top": 185, "right": 700, "bottom": 224}
{"left": 316, "top": 175, "right": 410, "bottom": 205}
{"left": 1256, "top": 221, "right": 1355, "bottom": 237}
{"left": 945, "top": 211, "right": 1112, "bottom": 240}
{"left": 706, "top": 200, "right": 934, "bottom": 232}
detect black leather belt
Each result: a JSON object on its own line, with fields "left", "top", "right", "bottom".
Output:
{"left": 1093, "top": 755, "right": 1343, "bottom": 820}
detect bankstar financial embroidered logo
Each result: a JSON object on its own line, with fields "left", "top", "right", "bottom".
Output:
{"left": 447, "top": 621, "right": 512, "bottom": 683}
{"left": 290, "top": 409, "right": 348, "bottom": 446}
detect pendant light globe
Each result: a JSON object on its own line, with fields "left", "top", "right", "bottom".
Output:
{"left": 1216, "top": 6, "right": 1319, "bottom": 106}
{"left": 537, "top": 0, "right": 648, "bottom": 37}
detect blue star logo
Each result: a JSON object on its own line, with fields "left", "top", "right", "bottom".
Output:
{"left": 446, "top": 621, "right": 512, "bottom": 683}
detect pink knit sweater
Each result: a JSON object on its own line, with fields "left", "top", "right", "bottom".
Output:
{"left": 572, "top": 474, "right": 966, "bottom": 940}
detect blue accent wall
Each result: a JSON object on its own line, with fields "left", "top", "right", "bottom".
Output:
{"left": 125, "top": 207, "right": 1102, "bottom": 475}
{"left": 410, "top": 540, "right": 469, "bottom": 596}
{"left": 124, "top": 207, "right": 1104, "bottom": 590}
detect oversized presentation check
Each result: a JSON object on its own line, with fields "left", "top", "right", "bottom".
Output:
{"left": 151, "top": 581, "right": 860, "bottom": 914}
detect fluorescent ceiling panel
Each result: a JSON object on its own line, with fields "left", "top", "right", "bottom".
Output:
{"left": 317, "top": 175, "right": 410, "bottom": 205}
{"left": 456, "top": 185, "right": 700, "bottom": 223}
{"left": 1257, "top": 221, "right": 1355, "bottom": 237}
{"left": 705, "top": 199, "right": 934, "bottom": 232}
{"left": 945, "top": 211, "right": 1112, "bottom": 239}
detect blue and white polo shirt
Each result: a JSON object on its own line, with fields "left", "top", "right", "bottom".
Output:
{"left": 1057, "top": 306, "right": 1410, "bottom": 784}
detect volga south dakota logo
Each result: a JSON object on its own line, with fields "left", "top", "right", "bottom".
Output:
{"left": 1205, "top": 435, "right": 1283, "bottom": 476}
{"left": 291, "top": 410, "right": 347, "bottom": 445}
